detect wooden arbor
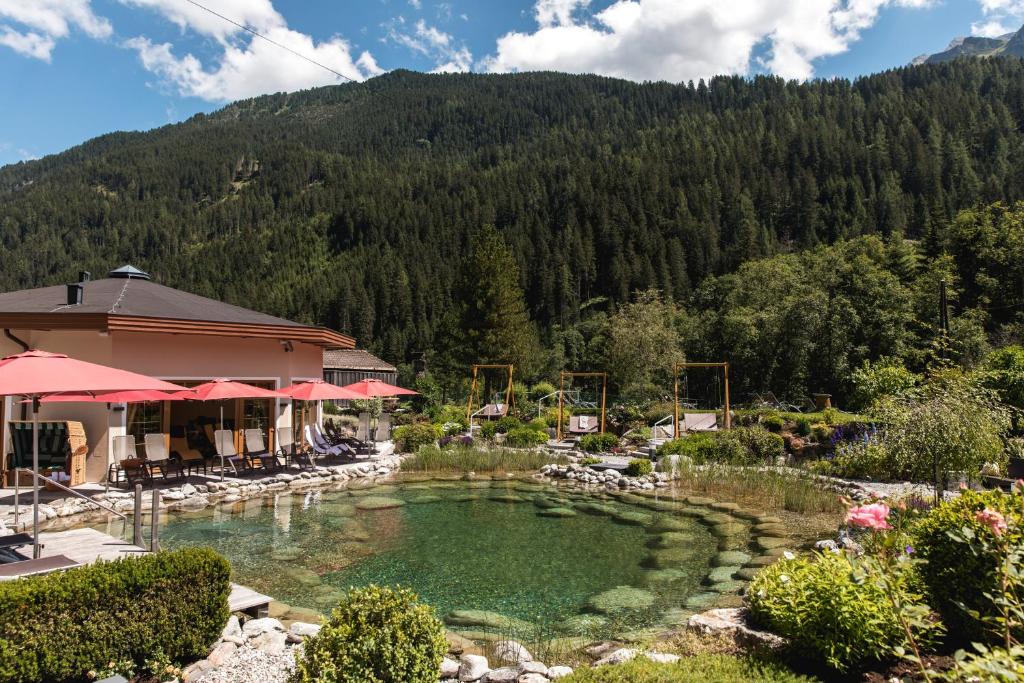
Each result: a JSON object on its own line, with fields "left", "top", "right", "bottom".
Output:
{"left": 673, "top": 362, "right": 731, "bottom": 437}
{"left": 556, "top": 371, "right": 607, "bottom": 442}
{"left": 466, "top": 364, "right": 515, "bottom": 425}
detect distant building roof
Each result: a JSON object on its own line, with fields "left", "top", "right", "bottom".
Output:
{"left": 0, "top": 276, "right": 354, "bottom": 348}
{"left": 323, "top": 349, "right": 397, "bottom": 372}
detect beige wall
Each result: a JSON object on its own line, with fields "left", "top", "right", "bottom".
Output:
{"left": 1, "top": 329, "right": 323, "bottom": 483}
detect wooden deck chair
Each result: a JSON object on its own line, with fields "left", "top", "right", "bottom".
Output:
{"left": 682, "top": 413, "right": 719, "bottom": 432}
{"left": 244, "top": 429, "right": 278, "bottom": 472}
{"left": 144, "top": 434, "right": 184, "bottom": 481}
{"left": 170, "top": 436, "right": 207, "bottom": 476}
{"left": 214, "top": 429, "right": 248, "bottom": 475}
{"left": 374, "top": 413, "right": 392, "bottom": 443}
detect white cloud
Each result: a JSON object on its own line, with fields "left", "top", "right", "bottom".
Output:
{"left": 971, "top": 0, "right": 1024, "bottom": 36}
{"left": 409, "top": 0, "right": 422, "bottom": 8}
{"left": 486, "top": 0, "right": 933, "bottom": 83}
{"left": 122, "top": 0, "right": 383, "bottom": 101}
{"left": 0, "top": 0, "right": 111, "bottom": 60}
{"left": 388, "top": 18, "right": 473, "bottom": 72}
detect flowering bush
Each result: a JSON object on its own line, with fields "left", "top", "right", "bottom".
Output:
{"left": 911, "top": 488, "right": 1024, "bottom": 642}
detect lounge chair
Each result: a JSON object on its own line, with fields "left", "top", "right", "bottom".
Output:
{"left": 374, "top": 413, "right": 392, "bottom": 443}
{"left": 316, "top": 423, "right": 366, "bottom": 457}
{"left": 305, "top": 424, "right": 351, "bottom": 461}
{"left": 144, "top": 434, "right": 184, "bottom": 481}
{"left": 682, "top": 413, "right": 719, "bottom": 432}
{"left": 275, "top": 431, "right": 309, "bottom": 469}
{"left": 355, "top": 412, "right": 371, "bottom": 443}
{"left": 214, "top": 429, "right": 248, "bottom": 476}
{"left": 0, "top": 555, "right": 80, "bottom": 580}
{"left": 244, "top": 429, "right": 279, "bottom": 472}
{"left": 569, "top": 415, "right": 600, "bottom": 435}
{"left": 170, "top": 436, "right": 207, "bottom": 476}
{"left": 110, "top": 435, "right": 149, "bottom": 487}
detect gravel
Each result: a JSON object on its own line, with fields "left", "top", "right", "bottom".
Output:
{"left": 196, "top": 643, "right": 299, "bottom": 683}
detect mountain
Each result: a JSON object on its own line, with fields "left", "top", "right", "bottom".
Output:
{"left": 2, "top": 61, "right": 1024, "bottom": 367}
{"left": 916, "top": 24, "right": 1024, "bottom": 63}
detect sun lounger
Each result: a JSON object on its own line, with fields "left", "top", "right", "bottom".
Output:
{"left": 569, "top": 415, "right": 600, "bottom": 435}
{"left": 144, "top": 434, "right": 184, "bottom": 481}
{"left": 374, "top": 413, "right": 392, "bottom": 443}
{"left": 214, "top": 429, "right": 248, "bottom": 475}
{"left": 355, "top": 413, "right": 371, "bottom": 443}
{"left": 0, "top": 533, "right": 33, "bottom": 551}
{"left": 244, "top": 429, "right": 279, "bottom": 472}
{"left": 170, "top": 436, "right": 207, "bottom": 475}
{"left": 305, "top": 424, "right": 352, "bottom": 462}
{"left": 108, "top": 435, "right": 138, "bottom": 486}
{"left": 682, "top": 413, "right": 719, "bottom": 432}
{"left": 316, "top": 423, "right": 367, "bottom": 457}
{"left": 0, "top": 554, "right": 80, "bottom": 580}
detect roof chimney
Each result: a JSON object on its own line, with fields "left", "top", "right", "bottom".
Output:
{"left": 107, "top": 265, "right": 151, "bottom": 281}
{"left": 78, "top": 271, "right": 91, "bottom": 283}
{"left": 66, "top": 283, "right": 84, "bottom": 306}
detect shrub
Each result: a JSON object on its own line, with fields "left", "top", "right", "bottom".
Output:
{"left": 624, "top": 458, "right": 654, "bottom": 477}
{"left": 529, "top": 381, "right": 557, "bottom": 400}
{"left": 821, "top": 407, "right": 839, "bottom": 426}
{"left": 494, "top": 416, "right": 521, "bottom": 434}
{"left": 323, "top": 402, "right": 340, "bottom": 416}
{"left": 557, "top": 654, "right": 815, "bottom": 682}
{"left": 579, "top": 432, "right": 619, "bottom": 453}
{"left": 526, "top": 417, "right": 549, "bottom": 432}
{"left": 808, "top": 440, "right": 892, "bottom": 480}
{"left": 980, "top": 345, "right": 1024, "bottom": 410}
{"left": 400, "top": 446, "right": 567, "bottom": 472}
{"left": 580, "top": 456, "right": 602, "bottom": 466}
{"left": 731, "top": 427, "right": 786, "bottom": 463}
{"left": 541, "top": 407, "right": 570, "bottom": 429}
{"left": 748, "top": 552, "right": 939, "bottom": 671}
{"left": 810, "top": 423, "right": 832, "bottom": 443}
{"left": 479, "top": 421, "right": 499, "bottom": 440}
{"left": 911, "top": 489, "right": 1024, "bottom": 643}
{"left": 393, "top": 423, "right": 439, "bottom": 453}
{"left": 0, "top": 548, "right": 229, "bottom": 683}
{"left": 504, "top": 426, "right": 548, "bottom": 448}
{"left": 794, "top": 417, "right": 812, "bottom": 437}
{"left": 292, "top": 585, "right": 446, "bottom": 683}
{"left": 623, "top": 426, "right": 652, "bottom": 446}
{"left": 762, "top": 414, "right": 785, "bottom": 432}
{"left": 849, "top": 357, "right": 921, "bottom": 411}
{"left": 429, "top": 405, "right": 470, "bottom": 432}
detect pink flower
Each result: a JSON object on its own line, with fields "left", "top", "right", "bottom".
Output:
{"left": 846, "top": 503, "right": 892, "bottom": 530}
{"left": 975, "top": 508, "right": 1008, "bottom": 537}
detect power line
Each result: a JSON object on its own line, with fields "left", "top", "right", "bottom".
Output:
{"left": 181, "top": 0, "right": 357, "bottom": 83}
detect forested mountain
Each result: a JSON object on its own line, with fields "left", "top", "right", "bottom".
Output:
{"left": 3, "top": 60, "right": 1024, "bottom": 395}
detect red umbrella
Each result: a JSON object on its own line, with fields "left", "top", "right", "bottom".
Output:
{"left": 340, "top": 378, "right": 417, "bottom": 398}
{"left": 280, "top": 379, "right": 362, "bottom": 401}
{"left": 0, "top": 350, "right": 187, "bottom": 558}
{"left": 169, "top": 379, "right": 287, "bottom": 480}
{"left": 39, "top": 389, "right": 182, "bottom": 404}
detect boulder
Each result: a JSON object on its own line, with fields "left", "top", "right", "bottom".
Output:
{"left": 241, "top": 617, "right": 284, "bottom": 639}
{"left": 547, "top": 666, "right": 574, "bottom": 679}
{"left": 250, "top": 629, "right": 288, "bottom": 655}
{"left": 645, "top": 652, "right": 681, "bottom": 664}
{"left": 518, "top": 661, "right": 547, "bottom": 676}
{"left": 459, "top": 654, "right": 491, "bottom": 681}
{"left": 206, "top": 641, "right": 237, "bottom": 667}
{"left": 289, "top": 621, "right": 322, "bottom": 639}
{"left": 516, "top": 675, "right": 547, "bottom": 683}
{"left": 594, "top": 648, "right": 638, "bottom": 666}
{"left": 688, "top": 607, "right": 787, "bottom": 649}
{"left": 221, "top": 615, "right": 242, "bottom": 640}
{"left": 484, "top": 667, "right": 519, "bottom": 682}
{"left": 441, "top": 656, "right": 461, "bottom": 678}
{"left": 713, "top": 551, "right": 752, "bottom": 567}
{"left": 492, "top": 639, "right": 532, "bottom": 664}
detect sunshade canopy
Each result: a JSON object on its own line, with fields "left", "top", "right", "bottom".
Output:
{"left": 280, "top": 379, "right": 362, "bottom": 401}
{"left": 340, "top": 378, "right": 417, "bottom": 398}
{"left": 0, "top": 350, "right": 186, "bottom": 397}
{"left": 39, "top": 389, "right": 181, "bottom": 403}
{"left": 169, "top": 378, "right": 287, "bottom": 401}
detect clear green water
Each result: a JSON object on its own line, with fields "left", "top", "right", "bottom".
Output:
{"left": 100, "top": 479, "right": 731, "bottom": 639}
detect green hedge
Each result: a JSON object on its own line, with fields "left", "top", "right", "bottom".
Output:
{"left": 393, "top": 423, "right": 440, "bottom": 453}
{"left": 0, "top": 547, "right": 230, "bottom": 683}
{"left": 579, "top": 432, "right": 619, "bottom": 453}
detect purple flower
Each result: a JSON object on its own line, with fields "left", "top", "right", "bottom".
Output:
{"left": 904, "top": 545, "right": 914, "bottom": 555}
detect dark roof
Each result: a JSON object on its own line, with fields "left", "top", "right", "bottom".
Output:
{"left": 323, "top": 349, "right": 397, "bottom": 372}
{"left": 0, "top": 277, "right": 305, "bottom": 328}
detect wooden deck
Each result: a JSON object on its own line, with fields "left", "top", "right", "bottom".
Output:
{"left": 4, "top": 528, "right": 270, "bottom": 615}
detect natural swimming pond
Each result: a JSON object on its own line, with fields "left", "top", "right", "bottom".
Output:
{"left": 94, "top": 477, "right": 783, "bottom": 642}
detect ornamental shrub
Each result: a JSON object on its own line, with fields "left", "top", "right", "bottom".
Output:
{"left": 624, "top": 458, "right": 653, "bottom": 477}
{"left": 849, "top": 357, "right": 921, "bottom": 411}
{"left": 556, "top": 654, "right": 815, "bottom": 682}
{"left": 494, "top": 416, "right": 521, "bottom": 434}
{"left": 479, "top": 421, "right": 499, "bottom": 440}
{"left": 527, "top": 417, "right": 549, "bottom": 432}
{"left": 731, "top": 427, "right": 786, "bottom": 463}
{"left": 795, "top": 417, "right": 812, "bottom": 437}
{"left": 292, "top": 585, "right": 446, "bottom": 683}
{"left": 393, "top": 423, "right": 439, "bottom": 453}
{"left": 0, "top": 547, "right": 230, "bottom": 683}
{"left": 762, "top": 414, "right": 785, "bottom": 432}
{"left": 623, "top": 426, "right": 652, "bottom": 446}
{"left": 748, "top": 552, "right": 939, "bottom": 671}
{"left": 911, "top": 489, "right": 1024, "bottom": 642}
{"left": 579, "top": 432, "right": 619, "bottom": 453}
{"left": 504, "top": 426, "right": 547, "bottom": 448}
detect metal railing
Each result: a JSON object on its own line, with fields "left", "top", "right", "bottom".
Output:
{"left": 13, "top": 468, "right": 127, "bottom": 526}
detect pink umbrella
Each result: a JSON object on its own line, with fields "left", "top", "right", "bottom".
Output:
{"left": 0, "top": 350, "right": 187, "bottom": 557}
{"left": 280, "top": 379, "right": 362, "bottom": 401}
{"left": 39, "top": 389, "right": 181, "bottom": 404}
{"left": 340, "top": 378, "right": 418, "bottom": 398}
{"left": 170, "top": 379, "right": 287, "bottom": 480}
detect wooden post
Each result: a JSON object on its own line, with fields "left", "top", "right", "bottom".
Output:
{"left": 599, "top": 373, "right": 607, "bottom": 434}
{"left": 557, "top": 372, "right": 565, "bottom": 442}
{"left": 150, "top": 486, "right": 159, "bottom": 552}
{"left": 466, "top": 366, "right": 478, "bottom": 426}
{"left": 507, "top": 365, "right": 515, "bottom": 414}
{"left": 673, "top": 364, "right": 680, "bottom": 441}
{"left": 723, "top": 362, "right": 731, "bottom": 430}
{"left": 133, "top": 483, "right": 143, "bottom": 546}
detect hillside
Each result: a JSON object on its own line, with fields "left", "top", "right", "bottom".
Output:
{"left": 2, "top": 61, "right": 1024, "bottom": 368}
{"left": 920, "top": 24, "right": 1024, "bottom": 63}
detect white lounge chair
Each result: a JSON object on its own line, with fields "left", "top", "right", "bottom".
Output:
{"left": 108, "top": 435, "right": 136, "bottom": 485}
{"left": 356, "top": 412, "right": 371, "bottom": 442}
{"left": 683, "top": 413, "right": 719, "bottom": 432}
{"left": 374, "top": 413, "right": 391, "bottom": 443}
{"left": 214, "top": 429, "right": 248, "bottom": 475}
{"left": 244, "top": 429, "right": 278, "bottom": 471}
{"left": 305, "top": 424, "right": 346, "bottom": 461}
{"left": 144, "top": 433, "right": 184, "bottom": 481}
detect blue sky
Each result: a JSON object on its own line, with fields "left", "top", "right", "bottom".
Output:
{"left": 0, "top": 0, "right": 1018, "bottom": 167}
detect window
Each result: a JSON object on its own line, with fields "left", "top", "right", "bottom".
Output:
{"left": 127, "top": 401, "right": 163, "bottom": 444}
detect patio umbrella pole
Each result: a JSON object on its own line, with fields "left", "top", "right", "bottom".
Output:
{"left": 219, "top": 402, "right": 225, "bottom": 482}
{"left": 31, "top": 396, "right": 40, "bottom": 559}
